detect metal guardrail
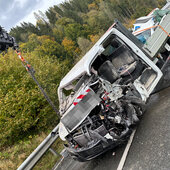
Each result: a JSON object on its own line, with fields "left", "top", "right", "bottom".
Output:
{"left": 17, "top": 124, "right": 59, "bottom": 170}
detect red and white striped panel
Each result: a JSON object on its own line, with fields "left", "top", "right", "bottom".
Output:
{"left": 73, "top": 89, "right": 91, "bottom": 106}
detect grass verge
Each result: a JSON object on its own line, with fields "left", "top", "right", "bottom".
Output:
{"left": 0, "top": 130, "right": 64, "bottom": 170}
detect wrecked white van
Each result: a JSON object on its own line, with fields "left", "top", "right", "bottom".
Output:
{"left": 57, "top": 18, "right": 170, "bottom": 161}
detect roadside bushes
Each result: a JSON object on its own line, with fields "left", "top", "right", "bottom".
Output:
{"left": 0, "top": 40, "right": 71, "bottom": 147}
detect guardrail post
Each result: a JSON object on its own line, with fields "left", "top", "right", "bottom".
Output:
{"left": 49, "top": 148, "right": 60, "bottom": 156}
{"left": 17, "top": 125, "right": 59, "bottom": 170}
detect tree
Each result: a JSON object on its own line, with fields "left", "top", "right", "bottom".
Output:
{"left": 64, "top": 23, "right": 85, "bottom": 41}
{"left": 77, "top": 37, "right": 92, "bottom": 55}
{"left": 62, "top": 37, "right": 80, "bottom": 58}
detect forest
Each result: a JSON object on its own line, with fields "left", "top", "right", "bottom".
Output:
{"left": 0, "top": 0, "right": 166, "bottom": 169}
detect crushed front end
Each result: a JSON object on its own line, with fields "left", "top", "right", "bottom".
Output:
{"left": 60, "top": 82, "right": 145, "bottom": 161}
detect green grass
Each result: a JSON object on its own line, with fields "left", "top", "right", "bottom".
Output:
{"left": 33, "top": 138, "right": 64, "bottom": 170}
{"left": 0, "top": 131, "right": 64, "bottom": 170}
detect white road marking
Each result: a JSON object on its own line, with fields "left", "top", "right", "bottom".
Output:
{"left": 116, "top": 129, "right": 136, "bottom": 170}
{"left": 53, "top": 157, "right": 64, "bottom": 170}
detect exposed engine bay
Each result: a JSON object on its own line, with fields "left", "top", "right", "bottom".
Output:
{"left": 63, "top": 76, "right": 146, "bottom": 161}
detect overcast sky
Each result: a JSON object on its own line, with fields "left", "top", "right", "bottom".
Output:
{"left": 0, "top": 0, "right": 65, "bottom": 31}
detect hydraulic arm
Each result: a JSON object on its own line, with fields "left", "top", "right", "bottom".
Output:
{"left": 0, "top": 26, "right": 18, "bottom": 52}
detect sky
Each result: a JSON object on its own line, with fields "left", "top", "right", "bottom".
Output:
{"left": 0, "top": 0, "right": 65, "bottom": 31}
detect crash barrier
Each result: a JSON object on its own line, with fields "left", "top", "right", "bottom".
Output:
{"left": 17, "top": 125, "right": 60, "bottom": 170}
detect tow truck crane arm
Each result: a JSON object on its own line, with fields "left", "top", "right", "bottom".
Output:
{"left": 0, "top": 26, "right": 18, "bottom": 52}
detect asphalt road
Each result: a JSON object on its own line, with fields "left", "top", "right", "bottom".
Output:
{"left": 124, "top": 87, "right": 170, "bottom": 170}
{"left": 54, "top": 87, "right": 170, "bottom": 170}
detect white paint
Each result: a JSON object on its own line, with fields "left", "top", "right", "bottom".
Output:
{"left": 117, "top": 129, "right": 136, "bottom": 170}
{"left": 59, "top": 122, "right": 68, "bottom": 141}
{"left": 104, "top": 133, "right": 113, "bottom": 140}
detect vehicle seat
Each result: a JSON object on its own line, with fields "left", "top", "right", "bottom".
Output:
{"left": 98, "top": 60, "right": 118, "bottom": 84}
{"left": 111, "top": 45, "right": 135, "bottom": 70}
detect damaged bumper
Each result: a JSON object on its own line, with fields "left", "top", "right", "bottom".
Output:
{"left": 65, "top": 130, "right": 132, "bottom": 162}
{"left": 66, "top": 140, "right": 115, "bottom": 161}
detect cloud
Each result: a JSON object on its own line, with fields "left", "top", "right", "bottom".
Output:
{"left": 14, "top": 0, "right": 29, "bottom": 8}
{"left": 0, "top": 0, "right": 65, "bottom": 31}
{"left": 0, "top": 0, "right": 37, "bottom": 30}
{"left": 0, "top": 0, "right": 13, "bottom": 13}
